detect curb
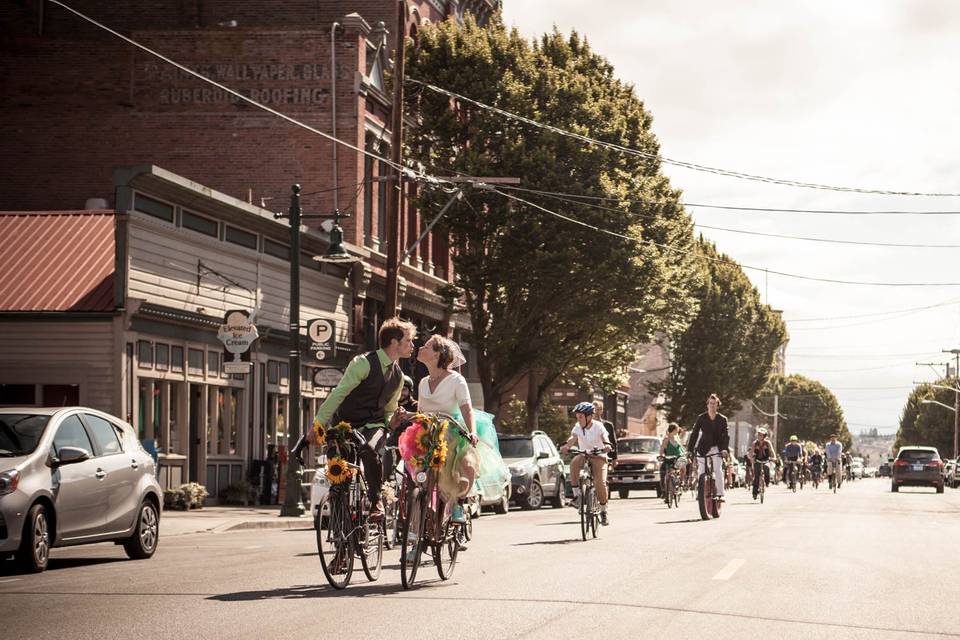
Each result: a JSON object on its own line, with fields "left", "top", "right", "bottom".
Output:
{"left": 225, "top": 519, "right": 314, "bottom": 532}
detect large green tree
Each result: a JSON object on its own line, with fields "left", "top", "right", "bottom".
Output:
{"left": 755, "top": 374, "right": 851, "bottom": 451}
{"left": 895, "top": 381, "right": 958, "bottom": 457}
{"left": 655, "top": 238, "right": 787, "bottom": 426}
{"left": 405, "top": 17, "right": 699, "bottom": 425}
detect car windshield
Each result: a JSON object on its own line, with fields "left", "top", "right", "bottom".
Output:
{"left": 898, "top": 450, "right": 939, "bottom": 462}
{"left": 499, "top": 438, "right": 534, "bottom": 458}
{"left": 618, "top": 438, "right": 659, "bottom": 454}
{"left": 0, "top": 414, "right": 51, "bottom": 456}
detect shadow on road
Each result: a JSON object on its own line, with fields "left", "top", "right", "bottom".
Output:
{"left": 511, "top": 538, "right": 581, "bottom": 546}
{"left": 0, "top": 556, "right": 129, "bottom": 576}
{"left": 208, "top": 578, "right": 445, "bottom": 601}
{"left": 535, "top": 521, "right": 580, "bottom": 526}
{"left": 655, "top": 518, "right": 702, "bottom": 524}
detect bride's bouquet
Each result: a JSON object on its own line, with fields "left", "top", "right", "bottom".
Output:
{"left": 398, "top": 413, "right": 449, "bottom": 474}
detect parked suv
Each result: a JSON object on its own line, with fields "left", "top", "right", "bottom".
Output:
{"left": 0, "top": 407, "right": 163, "bottom": 572}
{"left": 891, "top": 446, "right": 944, "bottom": 493}
{"left": 608, "top": 435, "right": 662, "bottom": 499}
{"left": 499, "top": 431, "right": 565, "bottom": 509}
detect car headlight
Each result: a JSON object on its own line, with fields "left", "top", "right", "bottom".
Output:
{"left": 509, "top": 465, "right": 528, "bottom": 476}
{"left": 0, "top": 469, "right": 21, "bottom": 496}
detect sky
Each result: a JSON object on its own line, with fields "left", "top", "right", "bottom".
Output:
{"left": 502, "top": 0, "right": 960, "bottom": 436}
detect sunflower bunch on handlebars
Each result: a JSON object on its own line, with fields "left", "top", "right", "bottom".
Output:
{"left": 314, "top": 419, "right": 357, "bottom": 485}
{"left": 399, "top": 413, "right": 449, "bottom": 474}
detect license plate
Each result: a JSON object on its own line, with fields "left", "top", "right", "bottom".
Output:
{"left": 912, "top": 464, "right": 923, "bottom": 472}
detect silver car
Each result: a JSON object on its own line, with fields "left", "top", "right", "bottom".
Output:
{"left": 0, "top": 407, "right": 162, "bottom": 572}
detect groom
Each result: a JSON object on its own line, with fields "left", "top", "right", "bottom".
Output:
{"left": 291, "top": 317, "right": 416, "bottom": 517}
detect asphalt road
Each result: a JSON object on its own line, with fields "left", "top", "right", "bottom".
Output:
{"left": 2, "top": 478, "right": 958, "bottom": 640}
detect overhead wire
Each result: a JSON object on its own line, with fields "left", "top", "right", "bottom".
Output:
{"left": 409, "top": 78, "right": 960, "bottom": 197}
{"left": 489, "top": 188, "right": 960, "bottom": 287}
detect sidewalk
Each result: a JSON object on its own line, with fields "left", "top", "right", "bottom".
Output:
{"left": 160, "top": 505, "right": 315, "bottom": 537}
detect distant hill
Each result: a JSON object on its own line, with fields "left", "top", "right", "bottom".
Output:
{"left": 853, "top": 432, "right": 896, "bottom": 464}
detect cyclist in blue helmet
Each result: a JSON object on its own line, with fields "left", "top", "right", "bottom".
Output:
{"left": 560, "top": 401, "right": 613, "bottom": 525}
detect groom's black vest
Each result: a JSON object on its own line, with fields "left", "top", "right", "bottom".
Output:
{"left": 332, "top": 351, "right": 402, "bottom": 427}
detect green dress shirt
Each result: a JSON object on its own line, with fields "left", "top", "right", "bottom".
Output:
{"left": 314, "top": 349, "right": 402, "bottom": 428}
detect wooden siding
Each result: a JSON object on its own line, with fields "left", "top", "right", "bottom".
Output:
{"left": 127, "top": 213, "right": 352, "bottom": 343}
{"left": 0, "top": 320, "right": 116, "bottom": 413}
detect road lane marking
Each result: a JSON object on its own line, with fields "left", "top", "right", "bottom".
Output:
{"left": 243, "top": 545, "right": 263, "bottom": 550}
{"left": 712, "top": 558, "right": 745, "bottom": 580}
{"left": 0, "top": 578, "right": 22, "bottom": 583}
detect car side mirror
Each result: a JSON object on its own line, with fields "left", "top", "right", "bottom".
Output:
{"left": 537, "top": 451, "right": 550, "bottom": 460}
{"left": 53, "top": 446, "right": 90, "bottom": 467}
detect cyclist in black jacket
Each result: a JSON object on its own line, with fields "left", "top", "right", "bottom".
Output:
{"left": 594, "top": 400, "right": 618, "bottom": 467}
{"left": 686, "top": 394, "right": 731, "bottom": 501}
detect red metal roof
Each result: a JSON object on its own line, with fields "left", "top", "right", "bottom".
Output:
{"left": 0, "top": 211, "right": 116, "bottom": 312}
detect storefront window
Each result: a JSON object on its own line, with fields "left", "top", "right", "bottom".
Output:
{"left": 137, "top": 379, "right": 160, "bottom": 441}
{"left": 171, "top": 346, "right": 184, "bottom": 372}
{"left": 228, "top": 388, "right": 240, "bottom": 455}
{"left": 208, "top": 351, "right": 220, "bottom": 378}
{"left": 138, "top": 340, "right": 153, "bottom": 368}
{"left": 188, "top": 348, "right": 204, "bottom": 376}
{"left": 155, "top": 344, "right": 169, "bottom": 371}
{"left": 169, "top": 383, "right": 182, "bottom": 454}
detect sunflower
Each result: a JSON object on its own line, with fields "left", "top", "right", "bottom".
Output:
{"left": 334, "top": 420, "right": 353, "bottom": 432}
{"left": 325, "top": 457, "right": 353, "bottom": 484}
{"left": 312, "top": 419, "right": 326, "bottom": 445}
{"left": 415, "top": 427, "right": 432, "bottom": 453}
{"left": 430, "top": 452, "right": 444, "bottom": 469}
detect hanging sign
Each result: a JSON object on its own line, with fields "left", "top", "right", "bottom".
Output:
{"left": 307, "top": 318, "right": 336, "bottom": 358}
{"left": 218, "top": 309, "right": 258, "bottom": 374}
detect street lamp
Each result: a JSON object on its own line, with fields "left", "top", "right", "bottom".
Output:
{"left": 274, "top": 185, "right": 358, "bottom": 518}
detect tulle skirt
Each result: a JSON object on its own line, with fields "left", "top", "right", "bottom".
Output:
{"left": 437, "top": 409, "right": 511, "bottom": 503}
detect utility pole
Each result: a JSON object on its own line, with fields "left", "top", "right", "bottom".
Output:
{"left": 943, "top": 349, "right": 960, "bottom": 459}
{"left": 384, "top": 0, "right": 407, "bottom": 318}
{"left": 772, "top": 394, "right": 779, "bottom": 451}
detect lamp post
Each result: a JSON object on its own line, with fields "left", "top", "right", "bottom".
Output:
{"left": 274, "top": 185, "right": 357, "bottom": 517}
{"left": 943, "top": 349, "right": 960, "bottom": 460}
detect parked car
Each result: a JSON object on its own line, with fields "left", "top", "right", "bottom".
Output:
{"left": 850, "top": 460, "right": 865, "bottom": 480}
{"left": 863, "top": 466, "right": 878, "bottom": 478}
{"left": 608, "top": 435, "right": 662, "bottom": 499}
{"left": 944, "top": 460, "right": 957, "bottom": 488}
{"left": 499, "top": 431, "right": 564, "bottom": 510}
{"left": 891, "top": 446, "right": 944, "bottom": 493}
{"left": 878, "top": 460, "right": 892, "bottom": 477}
{"left": 0, "top": 407, "right": 163, "bottom": 572}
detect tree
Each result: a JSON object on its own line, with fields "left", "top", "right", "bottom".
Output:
{"left": 895, "top": 381, "right": 958, "bottom": 457}
{"left": 755, "top": 374, "right": 852, "bottom": 451}
{"left": 655, "top": 238, "right": 787, "bottom": 426}
{"left": 497, "top": 395, "right": 570, "bottom": 446}
{"left": 406, "top": 17, "right": 699, "bottom": 427}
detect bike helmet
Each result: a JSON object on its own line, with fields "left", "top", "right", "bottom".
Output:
{"left": 572, "top": 401, "right": 595, "bottom": 416}
{"left": 757, "top": 427, "right": 768, "bottom": 436}
{"left": 789, "top": 435, "right": 799, "bottom": 442}
{"left": 402, "top": 374, "right": 414, "bottom": 389}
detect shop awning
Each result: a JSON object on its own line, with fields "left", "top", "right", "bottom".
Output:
{"left": 0, "top": 211, "right": 116, "bottom": 312}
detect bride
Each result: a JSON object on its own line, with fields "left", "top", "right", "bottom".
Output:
{"left": 406, "top": 334, "right": 508, "bottom": 524}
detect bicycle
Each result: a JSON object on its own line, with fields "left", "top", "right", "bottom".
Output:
{"left": 569, "top": 447, "right": 605, "bottom": 540}
{"left": 828, "top": 459, "right": 842, "bottom": 493}
{"left": 659, "top": 456, "right": 682, "bottom": 509}
{"left": 753, "top": 460, "right": 768, "bottom": 504}
{"left": 811, "top": 465, "right": 821, "bottom": 490}
{"left": 799, "top": 463, "right": 806, "bottom": 490}
{"left": 696, "top": 452, "right": 723, "bottom": 520}
{"left": 786, "top": 460, "right": 799, "bottom": 493}
{"left": 314, "top": 426, "right": 384, "bottom": 590}
{"left": 400, "top": 414, "right": 472, "bottom": 589}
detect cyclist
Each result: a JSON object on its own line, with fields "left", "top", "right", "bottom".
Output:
{"left": 825, "top": 434, "right": 844, "bottom": 489}
{"left": 747, "top": 427, "right": 777, "bottom": 499}
{"left": 594, "top": 400, "right": 619, "bottom": 469}
{"left": 686, "top": 394, "right": 730, "bottom": 502}
{"left": 560, "top": 402, "right": 612, "bottom": 526}
{"left": 782, "top": 435, "right": 804, "bottom": 488}
{"left": 808, "top": 447, "right": 823, "bottom": 486}
{"left": 290, "top": 317, "right": 416, "bottom": 518}
{"left": 658, "top": 422, "right": 686, "bottom": 495}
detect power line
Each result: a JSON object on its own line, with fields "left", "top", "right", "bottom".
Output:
{"left": 490, "top": 188, "right": 960, "bottom": 288}
{"left": 410, "top": 78, "right": 960, "bottom": 197}
{"left": 497, "top": 184, "right": 960, "bottom": 216}
{"left": 787, "top": 297, "right": 960, "bottom": 322}
{"left": 498, "top": 184, "right": 960, "bottom": 249}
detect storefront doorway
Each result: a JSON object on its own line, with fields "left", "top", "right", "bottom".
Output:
{"left": 188, "top": 383, "right": 202, "bottom": 483}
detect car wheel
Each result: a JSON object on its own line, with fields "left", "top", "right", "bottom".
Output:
{"left": 936, "top": 483, "right": 945, "bottom": 494}
{"left": 123, "top": 499, "right": 160, "bottom": 560}
{"left": 521, "top": 480, "right": 543, "bottom": 510}
{"left": 655, "top": 484, "right": 662, "bottom": 498}
{"left": 549, "top": 476, "right": 564, "bottom": 508}
{"left": 618, "top": 489, "right": 629, "bottom": 500}
{"left": 16, "top": 503, "right": 50, "bottom": 573}
{"left": 891, "top": 482, "right": 898, "bottom": 493}
{"left": 493, "top": 488, "right": 509, "bottom": 515}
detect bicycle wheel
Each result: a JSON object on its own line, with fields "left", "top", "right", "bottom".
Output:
{"left": 711, "top": 482, "right": 722, "bottom": 518}
{"left": 358, "top": 498, "right": 383, "bottom": 582}
{"left": 316, "top": 493, "right": 355, "bottom": 590}
{"left": 589, "top": 489, "right": 599, "bottom": 539}
{"left": 462, "top": 502, "right": 473, "bottom": 542}
{"left": 579, "top": 481, "right": 591, "bottom": 541}
{"left": 665, "top": 475, "right": 674, "bottom": 508}
{"left": 697, "top": 473, "right": 712, "bottom": 520}
{"left": 400, "top": 485, "right": 428, "bottom": 589}
{"left": 759, "top": 481, "right": 765, "bottom": 504}
{"left": 434, "top": 518, "right": 459, "bottom": 580}
{"left": 673, "top": 475, "right": 681, "bottom": 508}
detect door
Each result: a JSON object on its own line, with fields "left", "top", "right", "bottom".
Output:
{"left": 51, "top": 414, "right": 106, "bottom": 540}
{"left": 189, "top": 383, "right": 202, "bottom": 482}
{"left": 83, "top": 413, "right": 141, "bottom": 534}
{"left": 535, "top": 436, "right": 556, "bottom": 493}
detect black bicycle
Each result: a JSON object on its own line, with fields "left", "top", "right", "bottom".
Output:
{"left": 314, "top": 428, "right": 384, "bottom": 590}
{"left": 696, "top": 453, "right": 723, "bottom": 520}
{"left": 569, "top": 447, "right": 605, "bottom": 540}
{"left": 786, "top": 460, "right": 799, "bottom": 493}
{"left": 660, "top": 456, "right": 682, "bottom": 509}
{"left": 753, "top": 460, "right": 768, "bottom": 504}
